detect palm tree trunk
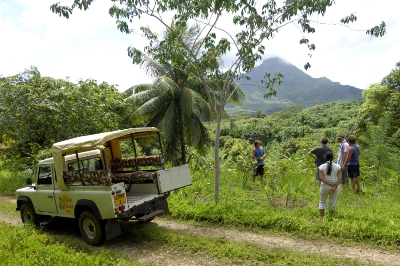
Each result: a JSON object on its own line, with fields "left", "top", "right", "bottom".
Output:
{"left": 178, "top": 103, "right": 187, "bottom": 164}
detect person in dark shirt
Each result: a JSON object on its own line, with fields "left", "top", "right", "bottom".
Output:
{"left": 308, "top": 137, "right": 332, "bottom": 185}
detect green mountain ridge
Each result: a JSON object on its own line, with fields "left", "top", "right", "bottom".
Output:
{"left": 226, "top": 57, "right": 363, "bottom": 115}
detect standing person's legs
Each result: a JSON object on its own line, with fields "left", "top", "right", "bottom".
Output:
{"left": 355, "top": 177, "right": 362, "bottom": 192}
{"left": 259, "top": 165, "right": 265, "bottom": 186}
{"left": 328, "top": 186, "right": 340, "bottom": 212}
{"left": 315, "top": 168, "right": 321, "bottom": 188}
{"left": 252, "top": 167, "right": 257, "bottom": 184}
{"left": 341, "top": 166, "right": 348, "bottom": 188}
{"left": 354, "top": 164, "right": 362, "bottom": 192}
{"left": 348, "top": 165, "right": 361, "bottom": 192}
{"left": 351, "top": 177, "right": 357, "bottom": 192}
{"left": 319, "top": 184, "right": 330, "bottom": 217}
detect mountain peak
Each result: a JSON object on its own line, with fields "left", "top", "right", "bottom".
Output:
{"left": 260, "top": 57, "right": 290, "bottom": 66}
{"left": 227, "top": 57, "right": 362, "bottom": 115}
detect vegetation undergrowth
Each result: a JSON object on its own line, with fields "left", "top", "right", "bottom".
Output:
{"left": 167, "top": 148, "right": 400, "bottom": 251}
{"left": 0, "top": 168, "right": 29, "bottom": 196}
{"left": 1, "top": 97, "right": 400, "bottom": 263}
{"left": 0, "top": 205, "right": 368, "bottom": 266}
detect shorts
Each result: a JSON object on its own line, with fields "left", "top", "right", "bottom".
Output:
{"left": 347, "top": 164, "right": 360, "bottom": 178}
{"left": 253, "top": 165, "right": 264, "bottom": 176}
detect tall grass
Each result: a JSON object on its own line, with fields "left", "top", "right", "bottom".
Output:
{"left": 169, "top": 151, "right": 400, "bottom": 250}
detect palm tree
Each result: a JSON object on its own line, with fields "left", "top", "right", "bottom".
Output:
{"left": 125, "top": 22, "right": 244, "bottom": 165}
{"left": 125, "top": 68, "right": 212, "bottom": 165}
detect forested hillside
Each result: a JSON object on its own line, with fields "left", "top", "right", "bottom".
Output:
{"left": 226, "top": 57, "right": 363, "bottom": 115}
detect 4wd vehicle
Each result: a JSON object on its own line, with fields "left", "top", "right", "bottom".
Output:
{"left": 15, "top": 127, "right": 191, "bottom": 245}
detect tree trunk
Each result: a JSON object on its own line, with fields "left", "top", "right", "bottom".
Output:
{"left": 214, "top": 115, "right": 222, "bottom": 202}
{"left": 178, "top": 103, "right": 187, "bottom": 165}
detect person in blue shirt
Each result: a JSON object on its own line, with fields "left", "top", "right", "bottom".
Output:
{"left": 251, "top": 140, "right": 266, "bottom": 186}
{"left": 341, "top": 135, "right": 362, "bottom": 193}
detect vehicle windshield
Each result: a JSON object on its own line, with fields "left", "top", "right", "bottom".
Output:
{"left": 67, "top": 157, "right": 103, "bottom": 171}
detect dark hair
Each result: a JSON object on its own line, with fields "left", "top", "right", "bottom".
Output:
{"left": 326, "top": 160, "right": 332, "bottom": 175}
{"left": 323, "top": 151, "right": 333, "bottom": 175}
{"left": 347, "top": 135, "right": 356, "bottom": 144}
{"left": 321, "top": 136, "right": 328, "bottom": 145}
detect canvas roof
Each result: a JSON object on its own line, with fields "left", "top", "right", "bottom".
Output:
{"left": 51, "top": 127, "right": 160, "bottom": 155}
{"left": 51, "top": 127, "right": 160, "bottom": 190}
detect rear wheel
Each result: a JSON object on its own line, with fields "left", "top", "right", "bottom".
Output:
{"left": 20, "top": 203, "right": 38, "bottom": 227}
{"left": 79, "top": 211, "right": 105, "bottom": 246}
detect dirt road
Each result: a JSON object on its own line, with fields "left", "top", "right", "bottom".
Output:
{"left": 2, "top": 196, "right": 400, "bottom": 265}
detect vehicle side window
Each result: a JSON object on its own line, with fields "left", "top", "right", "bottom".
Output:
{"left": 38, "top": 166, "right": 52, "bottom": 185}
{"left": 67, "top": 157, "right": 103, "bottom": 171}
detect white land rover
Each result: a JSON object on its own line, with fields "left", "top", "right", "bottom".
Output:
{"left": 15, "top": 127, "right": 192, "bottom": 245}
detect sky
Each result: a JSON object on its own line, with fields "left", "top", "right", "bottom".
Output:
{"left": 1, "top": 0, "right": 399, "bottom": 92}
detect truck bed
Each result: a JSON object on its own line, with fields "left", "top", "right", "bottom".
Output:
{"left": 126, "top": 194, "right": 160, "bottom": 205}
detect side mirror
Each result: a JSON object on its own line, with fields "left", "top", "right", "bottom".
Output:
{"left": 26, "top": 178, "right": 36, "bottom": 190}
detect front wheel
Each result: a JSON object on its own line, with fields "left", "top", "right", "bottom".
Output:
{"left": 79, "top": 211, "right": 105, "bottom": 246}
{"left": 20, "top": 203, "right": 38, "bottom": 227}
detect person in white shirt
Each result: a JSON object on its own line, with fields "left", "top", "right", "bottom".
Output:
{"left": 337, "top": 135, "right": 349, "bottom": 186}
{"left": 318, "top": 151, "right": 342, "bottom": 218}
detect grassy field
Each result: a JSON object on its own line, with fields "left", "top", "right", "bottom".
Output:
{"left": 1, "top": 150, "right": 400, "bottom": 265}
{"left": 0, "top": 200, "right": 371, "bottom": 265}
{"left": 167, "top": 152, "right": 400, "bottom": 251}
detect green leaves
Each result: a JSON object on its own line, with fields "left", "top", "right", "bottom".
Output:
{"left": 340, "top": 13, "right": 357, "bottom": 24}
{"left": 50, "top": 0, "right": 94, "bottom": 18}
{"left": 261, "top": 71, "right": 282, "bottom": 98}
{"left": 124, "top": 22, "right": 223, "bottom": 164}
{"left": 304, "top": 62, "right": 311, "bottom": 70}
{"left": 0, "top": 67, "right": 126, "bottom": 159}
{"left": 356, "top": 62, "right": 400, "bottom": 149}
{"left": 50, "top": 3, "right": 73, "bottom": 18}
{"left": 366, "top": 21, "right": 387, "bottom": 37}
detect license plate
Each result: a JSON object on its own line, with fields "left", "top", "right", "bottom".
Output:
{"left": 113, "top": 193, "right": 126, "bottom": 206}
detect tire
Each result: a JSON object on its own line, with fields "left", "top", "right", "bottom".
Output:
{"left": 79, "top": 211, "right": 105, "bottom": 246}
{"left": 20, "top": 203, "right": 38, "bottom": 227}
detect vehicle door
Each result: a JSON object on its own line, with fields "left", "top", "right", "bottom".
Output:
{"left": 35, "top": 165, "right": 58, "bottom": 214}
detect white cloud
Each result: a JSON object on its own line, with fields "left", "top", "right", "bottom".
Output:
{"left": 0, "top": 0, "right": 152, "bottom": 89}
{"left": 1, "top": 0, "right": 399, "bottom": 92}
{"left": 258, "top": 0, "right": 400, "bottom": 89}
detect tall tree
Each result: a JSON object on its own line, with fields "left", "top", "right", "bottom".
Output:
{"left": 357, "top": 62, "right": 400, "bottom": 149}
{"left": 0, "top": 67, "right": 126, "bottom": 160}
{"left": 125, "top": 22, "right": 244, "bottom": 165}
{"left": 124, "top": 62, "right": 213, "bottom": 165}
{"left": 51, "top": 0, "right": 386, "bottom": 201}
